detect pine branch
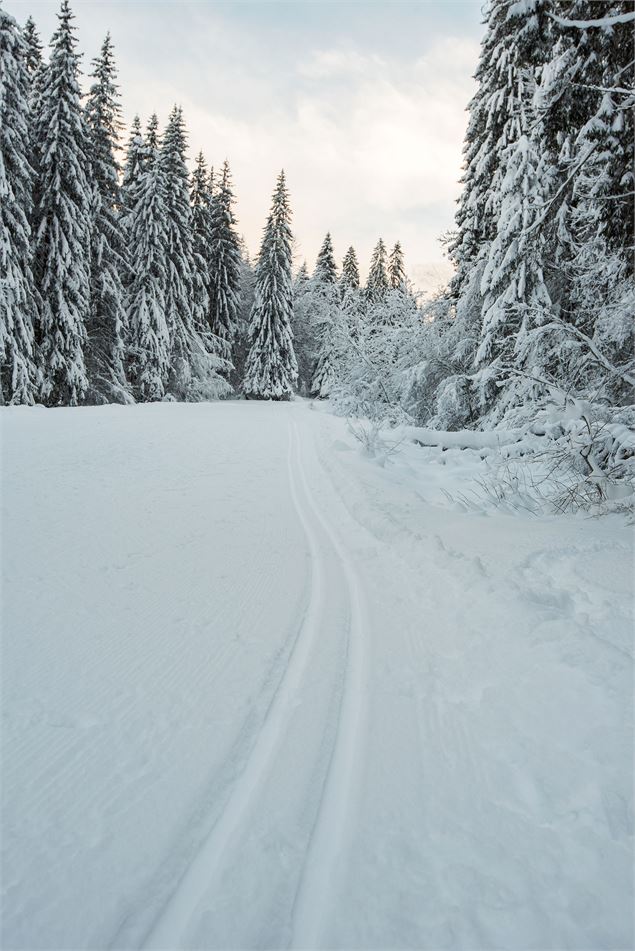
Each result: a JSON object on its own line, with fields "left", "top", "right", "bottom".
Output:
{"left": 550, "top": 11, "right": 635, "bottom": 29}
{"left": 539, "top": 318, "right": 635, "bottom": 389}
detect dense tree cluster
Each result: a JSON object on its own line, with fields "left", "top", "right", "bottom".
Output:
{"left": 2, "top": 0, "right": 632, "bottom": 442}
{"left": 323, "top": 0, "right": 633, "bottom": 438}
{"left": 0, "top": 1, "right": 242, "bottom": 405}
{"left": 291, "top": 236, "right": 418, "bottom": 411}
{"left": 426, "top": 0, "right": 633, "bottom": 429}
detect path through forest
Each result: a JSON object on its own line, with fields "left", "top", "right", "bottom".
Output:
{"left": 2, "top": 401, "right": 632, "bottom": 950}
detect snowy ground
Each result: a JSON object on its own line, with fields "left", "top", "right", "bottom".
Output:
{"left": 2, "top": 400, "right": 633, "bottom": 950}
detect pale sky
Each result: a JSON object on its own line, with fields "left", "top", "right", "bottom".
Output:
{"left": 9, "top": 0, "right": 484, "bottom": 292}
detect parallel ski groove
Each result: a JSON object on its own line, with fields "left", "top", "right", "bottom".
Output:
{"left": 140, "top": 423, "right": 326, "bottom": 949}
{"left": 290, "top": 419, "right": 368, "bottom": 949}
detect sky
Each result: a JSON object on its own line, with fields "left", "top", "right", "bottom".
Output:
{"left": 9, "top": 0, "right": 485, "bottom": 293}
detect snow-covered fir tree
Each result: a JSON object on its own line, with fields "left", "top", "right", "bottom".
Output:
{"left": 366, "top": 238, "right": 389, "bottom": 302}
{"left": 313, "top": 232, "right": 337, "bottom": 284}
{"left": 532, "top": 1, "right": 635, "bottom": 406}
{"left": 190, "top": 150, "right": 213, "bottom": 342}
{"left": 160, "top": 105, "right": 206, "bottom": 397}
{"left": 448, "top": 0, "right": 551, "bottom": 308}
{"left": 145, "top": 111, "right": 159, "bottom": 150}
{"left": 563, "top": 2, "right": 633, "bottom": 261}
{"left": 231, "top": 238, "right": 256, "bottom": 389}
{"left": 291, "top": 261, "right": 317, "bottom": 394}
{"left": 388, "top": 242, "right": 406, "bottom": 290}
{"left": 0, "top": 6, "right": 39, "bottom": 404}
{"left": 430, "top": 0, "right": 554, "bottom": 422}
{"left": 476, "top": 123, "right": 553, "bottom": 421}
{"left": 208, "top": 160, "right": 242, "bottom": 362}
{"left": 295, "top": 261, "right": 309, "bottom": 287}
{"left": 22, "top": 15, "right": 43, "bottom": 79}
{"left": 22, "top": 14, "right": 45, "bottom": 117}
{"left": 243, "top": 171, "right": 297, "bottom": 400}
{"left": 32, "top": 0, "right": 91, "bottom": 406}
{"left": 310, "top": 233, "right": 341, "bottom": 398}
{"left": 373, "top": 0, "right": 635, "bottom": 448}
{"left": 84, "top": 33, "right": 129, "bottom": 402}
{"left": 120, "top": 115, "right": 145, "bottom": 221}
{"left": 340, "top": 246, "right": 360, "bottom": 292}
{"left": 125, "top": 116, "right": 170, "bottom": 401}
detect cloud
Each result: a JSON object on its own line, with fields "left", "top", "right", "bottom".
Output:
{"left": 13, "top": 1, "right": 480, "bottom": 292}
{"left": 182, "top": 34, "right": 479, "bottom": 288}
{"left": 298, "top": 48, "right": 385, "bottom": 80}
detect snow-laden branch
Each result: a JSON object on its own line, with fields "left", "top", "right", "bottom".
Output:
{"left": 540, "top": 317, "right": 635, "bottom": 389}
{"left": 403, "top": 427, "right": 522, "bottom": 451}
{"left": 550, "top": 10, "right": 635, "bottom": 29}
{"left": 573, "top": 82, "right": 635, "bottom": 98}
{"left": 524, "top": 143, "right": 597, "bottom": 231}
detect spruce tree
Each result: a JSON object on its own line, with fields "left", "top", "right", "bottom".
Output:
{"left": 145, "top": 112, "right": 159, "bottom": 151}
{"left": 32, "top": 0, "right": 91, "bottom": 406}
{"left": 290, "top": 262, "right": 314, "bottom": 395}
{"left": 243, "top": 171, "right": 297, "bottom": 400}
{"left": 339, "top": 247, "right": 365, "bottom": 345}
{"left": 340, "top": 246, "right": 360, "bottom": 291}
{"left": 313, "top": 232, "right": 337, "bottom": 284}
{"left": 160, "top": 105, "right": 201, "bottom": 397}
{"left": 84, "top": 33, "right": 128, "bottom": 402}
{"left": 22, "top": 14, "right": 45, "bottom": 123}
{"left": 295, "top": 261, "right": 309, "bottom": 285}
{"left": 190, "top": 150, "right": 213, "bottom": 342}
{"left": 0, "top": 7, "right": 39, "bottom": 404}
{"left": 23, "top": 15, "right": 45, "bottom": 237}
{"left": 22, "top": 16, "right": 43, "bottom": 79}
{"left": 476, "top": 124, "right": 553, "bottom": 419}
{"left": 366, "top": 238, "right": 389, "bottom": 302}
{"left": 126, "top": 123, "right": 170, "bottom": 401}
{"left": 310, "top": 233, "right": 341, "bottom": 398}
{"left": 120, "top": 115, "right": 145, "bottom": 220}
{"left": 563, "top": 1, "right": 634, "bottom": 261}
{"left": 310, "top": 324, "right": 337, "bottom": 398}
{"left": 388, "top": 242, "right": 406, "bottom": 289}
{"left": 231, "top": 238, "right": 255, "bottom": 389}
{"left": 208, "top": 160, "right": 242, "bottom": 361}
{"left": 534, "top": 2, "right": 635, "bottom": 404}
{"left": 448, "top": 0, "right": 552, "bottom": 302}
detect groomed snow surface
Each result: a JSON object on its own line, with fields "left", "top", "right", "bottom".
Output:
{"left": 2, "top": 400, "right": 633, "bottom": 950}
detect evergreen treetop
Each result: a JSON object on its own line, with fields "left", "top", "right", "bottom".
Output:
{"left": 340, "top": 246, "right": 360, "bottom": 290}
{"left": 208, "top": 159, "right": 242, "bottom": 358}
{"left": 314, "top": 232, "right": 337, "bottom": 284}
{"left": 22, "top": 15, "right": 43, "bottom": 77}
{"left": 366, "top": 238, "right": 389, "bottom": 301}
{"left": 84, "top": 30, "right": 128, "bottom": 401}
{"left": 32, "top": 0, "right": 91, "bottom": 406}
{"left": 388, "top": 242, "right": 406, "bottom": 290}
{"left": 121, "top": 115, "right": 145, "bottom": 212}
{"left": 243, "top": 170, "right": 297, "bottom": 400}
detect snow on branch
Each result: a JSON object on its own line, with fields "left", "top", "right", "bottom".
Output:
{"left": 402, "top": 427, "right": 522, "bottom": 451}
{"left": 550, "top": 10, "right": 635, "bottom": 29}
{"left": 540, "top": 317, "right": 635, "bottom": 390}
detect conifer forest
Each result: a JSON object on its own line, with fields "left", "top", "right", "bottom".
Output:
{"left": 1, "top": 2, "right": 633, "bottom": 949}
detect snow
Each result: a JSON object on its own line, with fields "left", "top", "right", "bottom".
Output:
{"left": 403, "top": 425, "right": 522, "bottom": 451}
{"left": 2, "top": 400, "right": 633, "bottom": 950}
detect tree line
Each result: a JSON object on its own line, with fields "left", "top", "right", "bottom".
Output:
{"left": 0, "top": 0, "right": 414, "bottom": 407}
{"left": 1, "top": 0, "right": 633, "bottom": 428}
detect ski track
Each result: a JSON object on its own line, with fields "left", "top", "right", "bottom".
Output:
{"left": 141, "top": 419, "right": 366, "bottom": 949}
{"left": 289, "top": 419, "right": 367, "bottom": 949}
{"left": 2, "top": 402, "right": 632, "bottom": 951}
